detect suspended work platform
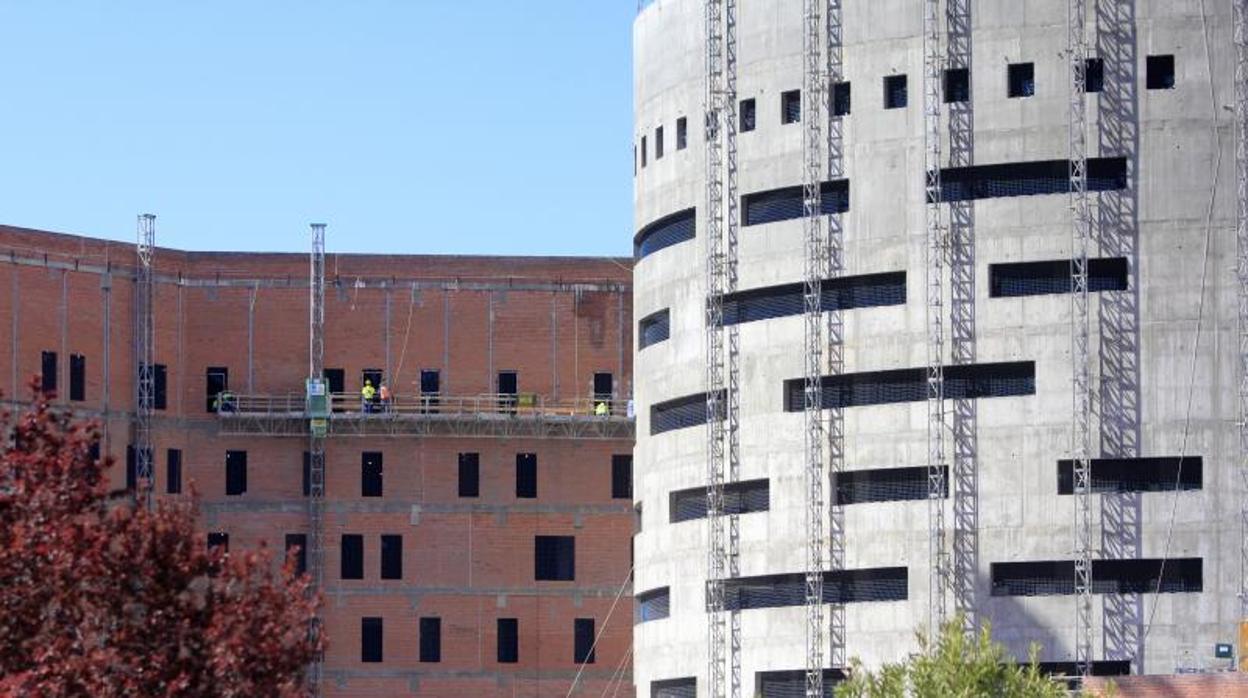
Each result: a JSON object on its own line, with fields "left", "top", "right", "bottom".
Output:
{"left": 216, "top": 393, "right": 634, "bottom": 439}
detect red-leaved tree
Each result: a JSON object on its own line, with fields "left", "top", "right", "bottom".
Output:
{"left": 0, "top": 385, "right": 322, "bottom": 697}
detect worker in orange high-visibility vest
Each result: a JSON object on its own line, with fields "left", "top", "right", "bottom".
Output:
{"left": 379, "top": 383, "right": 391, "bottom": 412}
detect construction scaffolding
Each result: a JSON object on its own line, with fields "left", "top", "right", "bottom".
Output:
{"left": 1236, "top": 0, "right": 1248, "bottom": 626}
{"left": 724, "top": 0, "right": 742, "bottom": 694}
{"left": 134, "top": 214, "right": 156, "bottom": 508}
{"left": 922, "top": 0, "right": 949, "bottom": 637}
{"left": 703, "top": 0, "right": 729, "bottom": 695}
{"left": 307, "top": 223, "right": 327, "bottom": 696}
{"left": 1068, "top": 0, "right": 1095, "bottom": 678}
{"left": 801, "top": 0, "right": 827, "bottom": 694}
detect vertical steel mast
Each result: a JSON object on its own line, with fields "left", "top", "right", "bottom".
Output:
{"left": 1068, "top": 0, "right": 1094, "bottom": 678}
{"left": 802, "top": 0, "right": 827, "bottom": 694}
{"left": 1235, "top": 0, "right": 1248, "bottom": 626}
{"left": 308, "top": 223, "right": 327, "bottom": 696}
{"left": 135, "top": 214, "right": 156, "bottom": 509}
{"left": 703, "top": 0, "right": 728, "bottom": 695}
{"left": 724, "top": 0, "right": 742, "bottom": 694}
{"left": 825, "top": 0, "right": 847, "bottom": 675}
{"left": 922, "top": 0, "right": 948, "bottom": 637}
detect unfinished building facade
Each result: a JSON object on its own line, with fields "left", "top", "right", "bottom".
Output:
{"left": 0, "top": 224, "right": 636, "bottom": 697}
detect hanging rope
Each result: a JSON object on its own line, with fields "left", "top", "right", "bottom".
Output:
{"left": 565, "top": 562, "right": 634, "bottom": 697}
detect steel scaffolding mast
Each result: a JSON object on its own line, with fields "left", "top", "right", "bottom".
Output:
{"left": 703, "top": 0, "right": 729, "bottom": 694}
{"left": 1067, "top": 0, "right": 1094, "bottom": 678}
{"left": 1236, "top": 0, "right": 1248, "bottom": 624}
{"left": 801, "top": 0, "right": 827, "bottom": 694}
{"left": 307, "top": 223, "right": 327, "bottom": 696}
{"left": 922, "top": 0, "right": 948, "bottom": 637}
{"left": 134, "top": 213, "right": 156, "bottom": 509}
{"left": 724, "top": 0, "right": 742, "bottom": 694}
{"left": 825, "top": 0, "right": 847, "bottom": 675}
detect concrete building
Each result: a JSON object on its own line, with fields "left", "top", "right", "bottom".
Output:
{"left": 0, "top": 224, "right": 637, "bottom": 697}
{"left": 632, "top": 0, "right": 1245, "bottom": 695}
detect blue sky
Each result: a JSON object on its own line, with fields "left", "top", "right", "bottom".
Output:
{"left": 0, "top": 2, "right": 637, "bottom": 256}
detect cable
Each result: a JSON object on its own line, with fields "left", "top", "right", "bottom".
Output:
{"left": 1141, "top": 0, "right": 1220, "bottom": 645}
{"left": 600, "top": 644, "right": 633, "bottom": 698}
{"left": 565, "top": 562, "right": 634, "bottom": 697}
{"left": 391, "top": 284, "right": 417, "bottom": 389}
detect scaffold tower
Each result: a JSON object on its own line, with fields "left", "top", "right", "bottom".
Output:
{"left": 1235, "top": 0, "right": 1248, "bottom": 625}
{"left": 307, "top": 223, "right": 327, "bottom": 696}
{"left": 134, "top": 213, "right": 156, "bottom": 509}
{"left": 724, "top": 0, "right": 742, "bottom": 694}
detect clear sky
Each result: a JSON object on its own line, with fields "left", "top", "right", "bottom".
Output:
{"left": 0, "top": 2, "right": 637, "bottom": 257}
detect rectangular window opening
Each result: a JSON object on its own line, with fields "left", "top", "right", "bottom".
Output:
{"left": 420, "top": 617, "right": 442, "bottom": 663}
{"left": 991, "top": 558, "right": 1203, "bottom": 597}
{"left": 720, "top": 271, "right": 905, "bottom": 325}
{"left": 41, "top": 351, "right": 57, "bottom": 394}
{"left": 944, "top": 68, "right": 969, "bottom": 103}
{"left": 635, "top": 587, "right": 671, "bottom": 623}
{"left": 652, "top": 678, "right": 697, "bottom": 698}
{"left": 207, "top": 532, "right": 229, "bottom": 553}
{"left": 516, "top": 453, "right": 537, "bottom": 499}
{"left": 742, "top": 179, "right": 850, "bottom": 227}
{"left": 497, "top": 618, "right": 519, "bottom": 663}
{"left": 936, "top": 158, "right": 1127, "bottom": 203}
{"left": 832, "top": 82, "right": 851, "bottom": 116}
{"left": 650, "top": 389, "right": 726, "bottom": 436}
{"left": 573, "top": 618, "right": 596, "bottom": 664}
{"left": 784, "top": 361, "right": 1036, "bottom": 411}
{"left": 225, "top": 450, "right": 247, "bottom": 496}
{"left": 285, "top": 533, "right": 308, "bottom": 576}
{"left": 634, "top": 208, "right": 696, "bottom": 260}
{"left": 341, "top": 534, "right": 364, "bottom": 580}
{"left": 593, "top": 372, "right": 614, "bottom": 402}
{"left": 380, "top": 534, "right": 403, "bottom": 580}
{"left": 756, "top": 670, "right": 845, "bottom": 697}
{"left": 670, "top": 478, "right": 769, "bottom": 523}
{"left": 1057, "top": 456, "right": 1202, "bottom": 494}
{"left": 641, "top": 135, "right": 648, "bottom": 167}
{"left": 740, "top": 98, "right": 757, "bottom": 132}
{"left": 676, "top": 117, "right": 688, "bottom": 150}
{"left": 535, "top": 535, "right": 575, "bottom": 581}
{"left": 724, "top": 567, "right": 908, "bottom": 610}
{"left": 835, "top": 467, "right": 947, "bottom": 505}
{"left": 990, "top": 257, "right": 1128, "bottom": 298}
{"left": 655, "top": 126, "right": 664, "bottom": 159}
{"left": 361, "top": 451, "right": 383, "bottom": 497}
{"left": 153, "top": 364, "right": 167, "bottom": 410}
{"left": 781, "top": 89, "right": 801, "bottom": 124}
{"left": 166, "top": 449, "right": 182, "bottom": 494}
{"left": 361, "top": 617, "right": 383, "bottom": 663}
{"left": 1146, "top": 54, "right": 1175, "bottom": 90}
{"left": 1008, "top": 62, "right": 1035, "bottom": 98}
{"left": 206, "top": 367, "right": 228, "bottom": 413}
{"left": 638, "top": 309, "right": 671, "bottom": 349}
{"left": 1085, "top": 57, "right": 1105, "bottom": 93}
{"left": 458, "top": 452, "right": 480, "bottom": 498}
{"left": 612, "top": 455, "right": 633, "bottom": 499}
{"left": 884, "top": 75, "right": 908, "bottom": 109}
{"left": 498, "top": 370, "right": 518, "bottom": 412}
{"left": 69, "top": 354, "right": 85, "bottom": 401}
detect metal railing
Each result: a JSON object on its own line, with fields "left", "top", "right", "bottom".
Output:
{"left": 214, "top": 392, "right": 634, "bottom": 420}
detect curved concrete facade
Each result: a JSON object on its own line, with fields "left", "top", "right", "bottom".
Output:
{"left": 632, "top": 0, "right": 1243, "bottom": 692}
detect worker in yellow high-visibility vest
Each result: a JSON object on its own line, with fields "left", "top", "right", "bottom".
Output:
{"left": 361, "top": 380, "right": 377, "bottom": 413}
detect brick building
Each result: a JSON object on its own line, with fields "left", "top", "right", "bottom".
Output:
{"left": 0, "top": 224, "right": 636, "bottom": 697}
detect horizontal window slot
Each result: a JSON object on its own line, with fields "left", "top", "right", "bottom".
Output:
{"left": 990, "top": 558, "right": 1202, "bottom": 597}
{"left": 635, "top": 208, "right": 696, "bottom": 260}
{"left": 990, "top": 257, "right": 1128, "bottom": 298}
{"left": 934, "top": 157, "right": 1127, "bottom": 203}
{"left": 669, "top": 478, "right": 770, "bottom": 523}
{"left": 719, "top": 567, "right": 907, "bottom": 610}
{"left": 835, "top": 466, "right": 947, "bottom": 505}
{"left": 639, "top": 308, "right": 671, "bottom": 349}
{"left": 719, "top": 272, "right": 905, "bottom": 326}
{"left": 743, "top": 180, "right": 849, "bottom": 227}
{"left": 1057, "top": 457, "right": 1202, "bottom": 494}
{"left": 635, "top": 586, "right": 671, "bottom": 624}
{"left": 1031, "top": 661, "right": 1131, "bottom": 678}
{"left": 756, "top": 669, "right": 846, "bottom": 697}
{"left": 784, "top": 361, "right": 1035, "bottom": 411}
{"left": 651, "top": 678, "right": 697, "bottom": 698}
{"left": 650, "top": 389, "right": 726, "bottom": 436}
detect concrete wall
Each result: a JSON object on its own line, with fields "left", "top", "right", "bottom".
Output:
{"left": 632, "top": 0, "right": 1243, "bottom": 692}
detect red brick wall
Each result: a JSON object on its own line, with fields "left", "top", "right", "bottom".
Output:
{"left": 0, "top": 225, "right": 636, "bottom": 697}
{"left": 1084, "top": 673, "right": 1248, "bottom": 697}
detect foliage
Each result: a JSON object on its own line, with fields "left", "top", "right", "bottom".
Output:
{"left": 0, "top": 385, "right": 322, "bottom": 697}
{"left": 834, "top": 615, "right": 1067, "bottom": 698}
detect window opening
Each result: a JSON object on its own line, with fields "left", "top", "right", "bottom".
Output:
{"left": 516, "top": 453, "right": 537, "bottom": 499}
{"left": 69, "top": 354, "right": 85, "bottom": 401}
{"left": 573, "top": 618, "right": 596, "bottom": 664}
{"left": 420, "top": 617, "right": 442, "bottom": 662}
{"left": 1008, "top": 62, "right": 1035, "bottom": 97}
{"left": 1146, "top": 54, "right": 1175, "bottom": 90}
{"left": 225, "top": 450, "right": 247, "bottom": 496}
{"left": 166, "top": 448, "right": 182, "bottom": 494}
{"left": 361, "top": 451, "right": 383, "bottom": 497}
{"left": 206, "top": 367, "right": 228, "bottom": 413}
{"left": 944, "top": 68, "right": 969, "bottom": 103}
{"left": 781, "top": 89, "right": 801, "bottom": 124}
{"left": 612, "top": 455, "right": 633, "bottom": 499}
{"left": 361, "top": 617, "right": 383, "bottom": 663}
{"left": 459, "top": 452, "right": 480, "bottom": 498}
{"left": 884, "top": 75, "right": 908, "bottom": 109}
{"left": 497, "top": 618, "right": 519, "bottom": 663}
{"left": 535, "top": 535, "right": 575, "bottom": 581}
{"left": 380, "top": 534, "right": 402, "bottom": 580}
{"left": 340, "top": 534, "right": 363, "bottom": 579}
{"left": 740, "top": 98, "right": 757, "bottom": 132}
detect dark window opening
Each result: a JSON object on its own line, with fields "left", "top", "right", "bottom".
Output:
{"left": 723, "top": 568, "right": 908, "bottom": 610}
{"left": 285, "top": 533, "right": 307, "bottom": 576}
{"left": 420, "top": 617, "right": 441, "bottom": 663}
{"left": 497, "top": 618, "right": 519, "bottom": 663}
{"left": 40, "top": 351, "right": 57, "bottom": 394}
{"left": 361, "top": 617, "right": 383, "bottom": 663}
{"left": 742, "top": 179, "right": 850, "bottom": 226}
{"left": 1033, "top": 661, "right": 1131, "bottom": 681}
{"left": 361, "top": 369, "right": 382, "bottom": 411}
{"left": 323, "top": 368, "right": 345, "bottom": 413}
{"left": 832, "top": 82, "right": 851, "bottom": 116}
{"left": 639, "top": 309, "right": 671, "bottom": 349}
{"left": 573, "top": 618, "right": 596, "bottom": 664}
{"left": 655, "top": 126, "right": 664, "bottom": 159}
{"left": 835, "top": 466, "right": 947, "bottom": 505}
{"left": 635, "top": 208, "right": 696, "bottom": 260}
{"left": 153, "top": 364, "right": 167, "bottom": 410}
{"left": 612, "top": 455, "right": 633, "bottom": 499}
{"left": 740, "top": 98, "right": 757, "bottom": 132}
{"left": 652, "top": 678, "right": 697, "bottom": 698}
{"left": 1146, "top": 54, "right": 1175, "bottom": 90}
{"left": 207, "top": 532, "right": 229, "bottom": 553}
{"left": 650, "top": 389, "right": 726, "bottom": 436}
{"left": 593, "top": 372, "right": 614, "bottom": 402}
{"left": 944, "top": 68, "right": 969, "bottom": 103}
{"left": 302, "top": 451, "right": 311, "bottom": 497}
{"left": 206, "top": 367, "right": 228, "bottom": 412}
{"left": 69, "top": 354, "right": 85, "bottom": 401}
{"left": 935, "top": 157, "right": 1128, "bottom": 203}
{"left": 340, "top": 534, "right": 363, "bottom": 580}
{"left": 989, "top": 257, "right": 1128, "bottom": 298}
{"left": 535, "top": 535, "right": 575, "bottom": 581}
{"left": 756, "top": 670, "right": 846, "bottom": 697}
{"left": 641, "top": 135, "right": 648, "bottom": 167}
{"left": 125, "top": 445, "right": 138, "bottom": 491}
{"left": 1085, "top": 58, "right": 1105, "bottom": 93}
{"left": 676, "top": 117, "right": 688, "bottom": 150}
{"left": 990, "top": 558, "right": 1202, "bottom": 596}
{"left": 784, "top": 361, "right": 1036, "bottom": 411}
{"left": 884, "top": 75, "right": 908, "bottom": 109}
{"left": 635, "top": 587, "right": 671, "bottom": 623}
{"left": 719, "top": 271, "right": 905, "bottom": 326}
{"left": 458, "top": 452, "right": 480, "bottom": 498}
{"left": 781, "top": 89, "right": 801, "bottom": 124}
{"left": 380, "top": 534, "right": 402, "bottom": 580}
{"left": 1008, "top": 62, "right": 1035, "bottom": 97}
{"left": 1057, "top": 456, "right": 1202, "bottom": 494}
{"left": 516, "top": 453, "right": 537, "bottom": 499}
{"left": 498, "top": 370, "right": 518, "bottom": 412}
{"left": 419, "top": 369, "right": 439, "bottom": 395}
{"left": 225, "top": 450, "right": 247, "bottom": 496}
{"left": 361, "top": 451, "right": 383, "bottom": 497}
{"left": 670, "top": 478, "right": 769, "bottom": 523}
{"left": 166, "top": 449, "right": 182, "bottom": 495}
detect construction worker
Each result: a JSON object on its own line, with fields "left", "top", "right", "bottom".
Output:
{"left": 361, "top": 379, "right": 377, "bottom": 413}
{"left": 213, "top": 390, "right": 236, "bottom": 413}
{"left": 595, "top": 400, "right": 609, "bottom": 417}
{"left": 379, "top": 383, "right": 391, "bottom": 412}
